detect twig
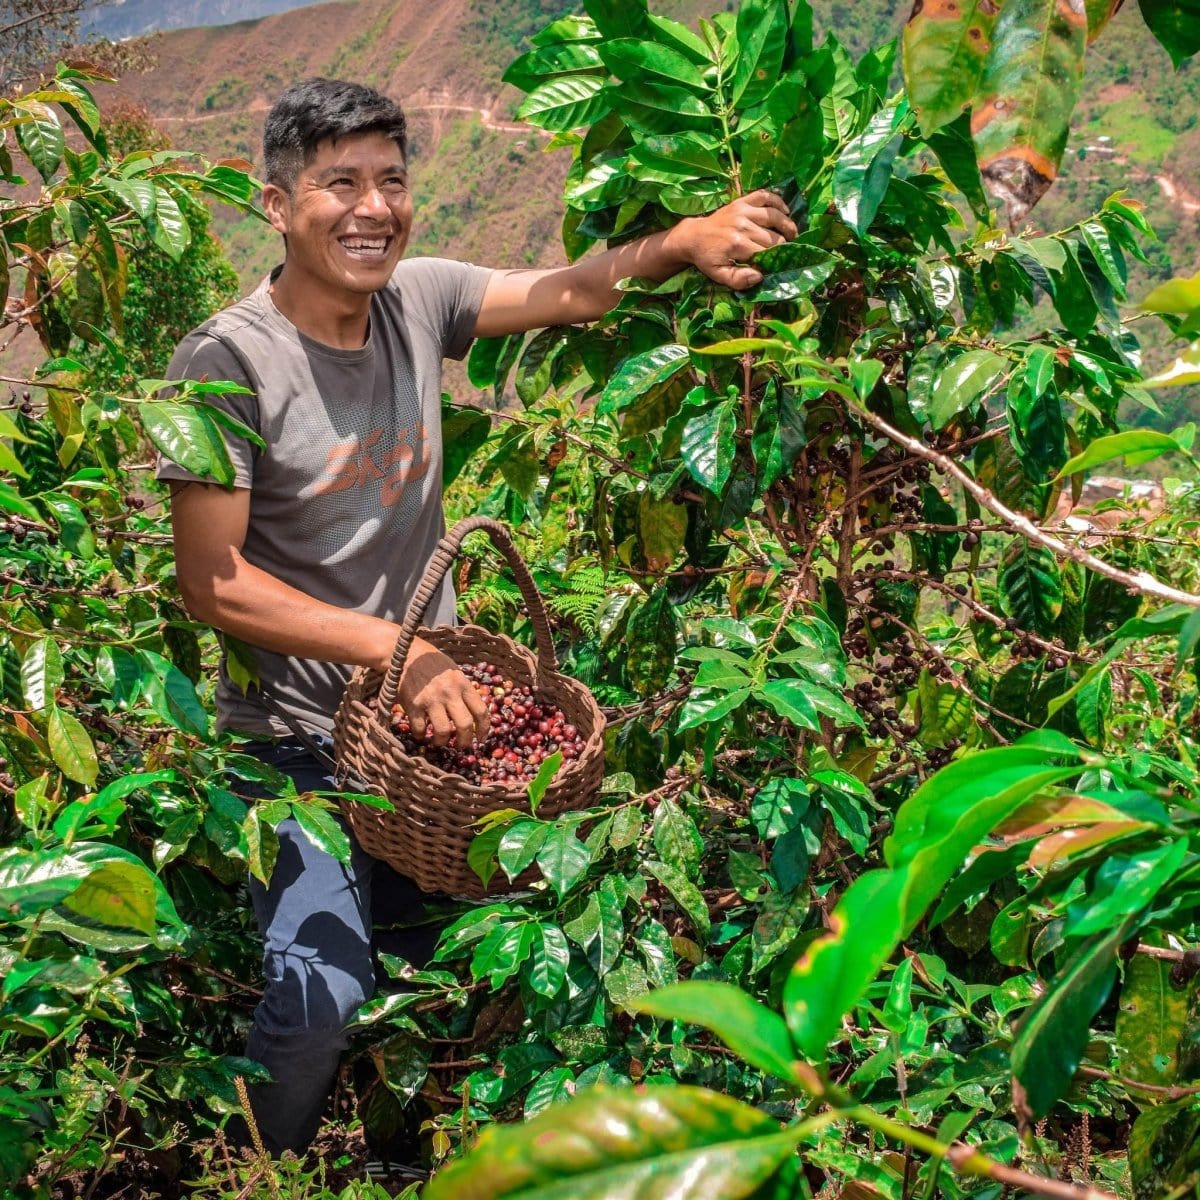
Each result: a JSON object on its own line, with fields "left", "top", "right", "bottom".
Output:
{"left": 856, "top": 408, "right": 1200, "bottom": 609}
{"left": 1076, "top": 1065, "right": 1200, "bottom": 1101}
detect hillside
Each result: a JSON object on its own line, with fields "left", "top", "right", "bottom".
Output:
{"left": 80, "top": 0, "right": 333, "bottom": 39}
{"left": 9, "top": 1, "right": 1198, "bottom": 404}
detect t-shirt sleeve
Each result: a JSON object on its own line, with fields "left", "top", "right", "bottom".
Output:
{"left": 391, "top": 257, "right": 492, "bottom": 362}
{"left": 155, "top": 330, "right": 260, "bottom": 489}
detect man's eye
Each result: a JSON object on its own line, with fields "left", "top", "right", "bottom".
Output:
{"left": 383, "top": 178, "right": 407, "bottom": 190}
{"left": 329, "top": 178, "right": 355, "bottom": 188}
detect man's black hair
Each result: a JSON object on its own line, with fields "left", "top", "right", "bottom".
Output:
{"left": 263, "top": 78, "right": 408, "bottom": 192}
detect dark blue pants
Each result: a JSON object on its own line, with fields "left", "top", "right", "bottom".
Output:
{"left": 239, "top": 739, "right": 440, "bottom": 1156}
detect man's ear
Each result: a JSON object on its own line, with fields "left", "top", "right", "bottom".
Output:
{"left": 262, "top": 183, "right": 291, "bottom": 236}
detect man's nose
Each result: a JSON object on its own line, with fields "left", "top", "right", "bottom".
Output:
{"left": 355, "top": 185, "right": 389, "bottom": 217}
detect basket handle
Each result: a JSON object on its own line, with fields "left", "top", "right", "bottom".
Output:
{"left": 376, "top": 515, "right": 558, "bottom": 721}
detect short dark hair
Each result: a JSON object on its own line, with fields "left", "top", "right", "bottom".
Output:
{"left": 263, "top": 78, "right": 407, "bottom": 192}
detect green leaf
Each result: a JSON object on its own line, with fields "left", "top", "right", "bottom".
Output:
{"left": 1138, "top": 0, "right": 1200, "bottom": 67}
{"left": 751, "top": 778, "right": 810, "bottom": 839}
{"left": 518, "top": 76, "right": 609, "bottom": 131}
{"left": 15, "top": 101, "right": 64, "bottom": 181}
{"left": 785, "top": 736, "right": 1083, "bottom": 1058}
{"left": 902, "top": 0, "right": 1000, "bottom": 135}
{"left": 627, "top": 587, "right": 678, "bottom": 696}
{"left": 1066, "top": 840, "right": 1188, "bottom": 937}
{"left": 101, "top": 176, "right": 157, "bottom": 222}
{"left": 47, "top": 705, "right": 98, "bottom": 786}
{"left": 1012, "top": 917, "right": 1137, "bottom": 1118}
{"left": 244, "top": 807, "right": 280, "bottom": 884}
{"left": 999, "top": 539, "right": 1063, "bottom": 637}
{"left": 833, "top": 101, "right": 908, "bottom": 234}
{"left": 631, "top": 134, "right": 725, "bottom": 178}
{"left": 611, "top": 80, "right": 717, "bottom": 135}
{"left": 40, "top": 495, "right": 94, "bottom": 558}
{"left": 528, "top": 752, "right": 563, "bottom": 816}
{"left": 752, "top": 380, "right": 806, "bottom": 492}
{"left": 61, "top": 859, "right": 157, "bottom": 935}
{"left": 1130, "top": 1098, "right": 1200, "bottom": 1200}
{"left": 0, "top": 847, "right": 89, "bottom": 916}
{"left": 1055, "top": 430, "right": 1184, "bottom": 480}
{"left": 499, "top": 820, "right": 550, "bottom": 879}
{"left": 929, "top": 349, "right": 1006, "bottom": 429}
{"left": 652, "top": 796, "right": 703, "bottom": 876}
{"left": 676, "top": 686, "right": 753, "bottom": 732}
{"left": 681, "top": 396, "right": 737, "bottom": 494}
{"left": 583, "top": 0, "right": 649, "bottom": 39}
{"left": 291, "top": 801, "right": 352, "bottom": 865}
{"left": 1116, "top": 951, "right": 1193, "bottom": 1088}
{"left": 423, "top": 1085, "right": 799, "bottom": 1200}
{"left": 731, "top": 0, "right": 790, "bottom": 109}
{"left": 21, "top": 640, "right": 63, "bottom": 711}
{"left": 598, "top": 345, "right": 691, "bottom": 415}
{"left": 645, "top": 859, "right": 710, "bottom": 940}
{"left": 140, "top": 400, "right": 234, "bottom": 484}
{"left": 633, "top": 981, "right": 801, "bottom": 1084}
{"left": 138, "top": 649, "right": 209, "bottom": 736}
{"left": 536, "top": 825, "right": 592, "bottom": 902}
{"left": 638, "top": 491, "right": 687, "bottom": 572}
{"left": 527, "top": 923, "right": 571, "bottom": 997}
{"left": 441, "top": 407, "right": 492, "bottom": 487}
{"left": 1145, "top": 341, "right": 1200, "bottom": 389}
{"left": 599, "top": 39, "right": 708, "bottom": 90}
{"left": 150, "top": 187, "right": 191, "bottom": 258}
{"left": 756, "top": 679, "right": 822, "bottom": 733}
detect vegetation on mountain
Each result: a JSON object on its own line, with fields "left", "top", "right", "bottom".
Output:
{"left": 1, "top": 2, "right": 1200, "bottom": 1199}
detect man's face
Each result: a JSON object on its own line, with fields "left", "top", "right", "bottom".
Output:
{"left": 263, "top": 131, "right": 412, "bottom": 298}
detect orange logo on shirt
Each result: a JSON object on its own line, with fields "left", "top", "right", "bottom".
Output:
{"left": 312, "top": 425, "right": 430, "bottom": 505}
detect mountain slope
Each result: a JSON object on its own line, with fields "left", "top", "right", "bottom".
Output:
{"left": 81, "top": 0, "right": 334, "bottom": 40}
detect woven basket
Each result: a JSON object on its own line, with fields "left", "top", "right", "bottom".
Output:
{"left": 332, "top": 515, "right": 606, "bottom": 898}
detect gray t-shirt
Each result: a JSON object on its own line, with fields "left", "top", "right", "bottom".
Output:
{"left": 157, "top": 256, "right": 492, "bottom": 739}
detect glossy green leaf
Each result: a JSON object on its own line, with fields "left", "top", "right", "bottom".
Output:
{"left": 1130, "top": 1098, "right": 1200, "bottom": 1200}
{"left": 599, "top": 39, "right": 708, "bottom": 89}
{"left": 633, "top": 981, "right": 801, "bottom": 1084}
{"left": 681, "top": 396, "right": 737, "bottom": 494}
{"left": 999, "top": 539, "right": 1063, "bottom": 637}
{"left": 752, "top": 380, "right": 806, "bottom": 491}
{"left": 518, "top": 76, "right": 609, "bottom": 131}
{"left": 929, "top": 349, "right": 1006, "bottom": 429}
{"left": 138, "top": 649, "right": 208, "bottom": 736}
{"left": 21, "top": 640, "right": 63, "bottom": 712}
{"left": 442, "top": 407, "right": 492, "bottom": 487}
{"left": 610, "top": 80, "right": 717, "bottom": 135}
{"left": 424, "top": 1085, "right": 797, "bottom": 1200}
{"left": 630, "top": 134, "right": 725, "bottom": 178}
{"left": 0, "top": 847, "right": 90, "bottom": 916}
{"left": 582, "top": 0, "right": 649, "bottom": 39}
{"left": 291, "top": 801, "right": 351, "bottom": 865}
{"left": 61, "top": 859, "right": 156, "bottom": 935}
{"left": 756, "top": 679, "right": 822, "bottom": 733}
{"left": 527, "top": 923, "right": 571, "bottom": 997}
{"left": 47, "top": 705, "right": 98, "bottom": 787}
{"left": 1066, "top": 839, "right": 1188, "bottom": 937}
{"left": 15, "top": 101, "right": 64, "bottom": 181}
{"left": 645, "top": 858, "right": 710, "bottom": 940}
{"left": 150, "top": 188, "right": 191, "bottom": 258}
{"left": 677, "top": 685, "right": 754, "bottom": 731}
{"left": 140, "top": 400, "right": 234, "bottom": 484}
{"left": 1138, "top": 0, "right": 1200, "bottom": 67}
{"left": 1012, "top": 917, "right": 1136, "bottom": 1118}
{"left": 536, "top": 825, "right": 592, "bottom": 902}
{"left": 731, "top": 0, "right": 790, "bottom": 108}
{"left": 598, "top": 345, "right": 691, "bottom": 415}
{"left": 1055, "top": 430, "right": 1184, "bottom": 480}
{"left": 833, "top": 101, "right": 908, "bottom": 234}
{"left": 786, "top": 736, "right": 1083, "bottom": 1058}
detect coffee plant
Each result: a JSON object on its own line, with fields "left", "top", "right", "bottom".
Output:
{"left": 2, "top": 3, "right": 1200, "bottom": 1199}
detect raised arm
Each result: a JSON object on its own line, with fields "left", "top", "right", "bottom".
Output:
{"left": 474, "top": 189, "right": 797, "bottom": 338}
{"left": 169, "top": 481, "right": 486, "bottom": 746}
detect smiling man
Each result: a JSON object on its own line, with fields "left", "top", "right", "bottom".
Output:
{"left": 158, "top": 77, "right": 795, "bottom": 1160}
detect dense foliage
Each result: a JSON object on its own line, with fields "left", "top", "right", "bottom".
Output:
{"left": 2, "top": 3, "right": 1200, "bottom": 1199}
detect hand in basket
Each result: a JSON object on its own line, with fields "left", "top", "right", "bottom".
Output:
{"left": 396, "top": 635, "right": 489, "bottom": 749}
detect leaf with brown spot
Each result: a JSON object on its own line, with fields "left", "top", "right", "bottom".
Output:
{"left": 902, "top": 0, "right": 1001, "bottom": 135}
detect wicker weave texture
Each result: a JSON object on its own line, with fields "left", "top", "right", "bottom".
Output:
{"left": 334, "top": 630, "right": 605, "bottom": 900}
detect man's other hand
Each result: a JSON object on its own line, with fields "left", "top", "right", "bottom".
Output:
{"left": 397, "top": 637, "right": 490, "bottom": 748}
{"left": 666, "top": 189, "right": 798, "bottom": 291}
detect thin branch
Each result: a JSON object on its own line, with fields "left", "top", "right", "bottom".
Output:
{"left": 856, "top": 407, "right": 1200, "bottom": 609}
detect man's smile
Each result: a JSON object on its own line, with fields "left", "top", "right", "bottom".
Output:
{"left": 337, "top": 234, "right": 394, "bottom": 263}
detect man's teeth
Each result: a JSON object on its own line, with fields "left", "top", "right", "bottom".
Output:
{"left": 342, "top": 237, "right": 388, "bottom": 250}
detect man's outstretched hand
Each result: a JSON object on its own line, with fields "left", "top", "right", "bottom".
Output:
{"left": 665, "top": 189, "right": 798, "bottom": 291}
{"left": 396, "top": 636, "right": 489, "bottom": 749}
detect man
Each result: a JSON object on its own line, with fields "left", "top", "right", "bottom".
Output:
{"left": 160, "top": 77, "right": 796, "bottom": 1157}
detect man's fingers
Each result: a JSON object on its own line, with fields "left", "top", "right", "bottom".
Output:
{"left": 465, "top": 684, "right": 490, "bottom": 742}
{"left": 424, "top": 704, "right": 455, "bottom": 747}
{"left": 445, "top": 695, "right": 481, "bottom": 749}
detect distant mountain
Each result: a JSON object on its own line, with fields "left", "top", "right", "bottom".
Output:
{"left": 80, "top": 0, "right": 332, "bottom": 40}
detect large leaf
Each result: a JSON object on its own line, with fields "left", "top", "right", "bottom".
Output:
{"left": 929, "top": 349, "right": 1006, "bottom": 429}
{"left": 15, "top": 101, "right": 64, "bottom": 181}
{"left": 598, "top": 345, "right": 691, "bottom": 415}
{"left": 1011, "top": 917, "right": 1136, "bottom": 1118}
{"left": 730, "top": 0, "right": 790, "bottom": 109}
{"left": 21, "top": 640, "right": 63, "bottom": 712}
{"left": 902, "top": 0, "right": 1002, "bottom": 135}
{"left": 1054, "top": 430, "right": 1184, "bottom": 479}
{"left": 1116, "top": 952, "right": 1193, "bottom": 1088}
{"left": 627, "top": 587, "right": 678, "bottom": 695}
{"left": 47, "top": 705, "right": 98, "bottom": 787}
{"left": 517, "top": 76, "right": 609, "bottom": 131}
{"left": 682, "top": 396, "right": 737, "bottom": 494}
{"left": 1138, "top": 0, "right": 1200, "bottom": 66}
{"left": 785, "top": 736, "right": 1083, "bottom": 1058}
{"left": 140, "top": 400, "right": 234, "bottom": 484}
{"left": 632, "top": 981, "right": 801, "bottom": 1085}
{"left": 971, "top": 0, "right": 1088, "bottom": 224}
{"left": 999, "top": 539, "right": 1063, "bottom": 637}
{"left": 423, "top": 1085, "right": 798, "bottom": 1200}
{"left": 833, "top": 101, "right": 908, "bottom": 234}
{"left": 61, "top": 859, "right": 157, "bottom": 935}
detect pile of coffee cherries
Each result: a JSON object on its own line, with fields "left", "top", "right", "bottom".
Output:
{"left": 390, "top": 660, "right": 585, "bottom": 786}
